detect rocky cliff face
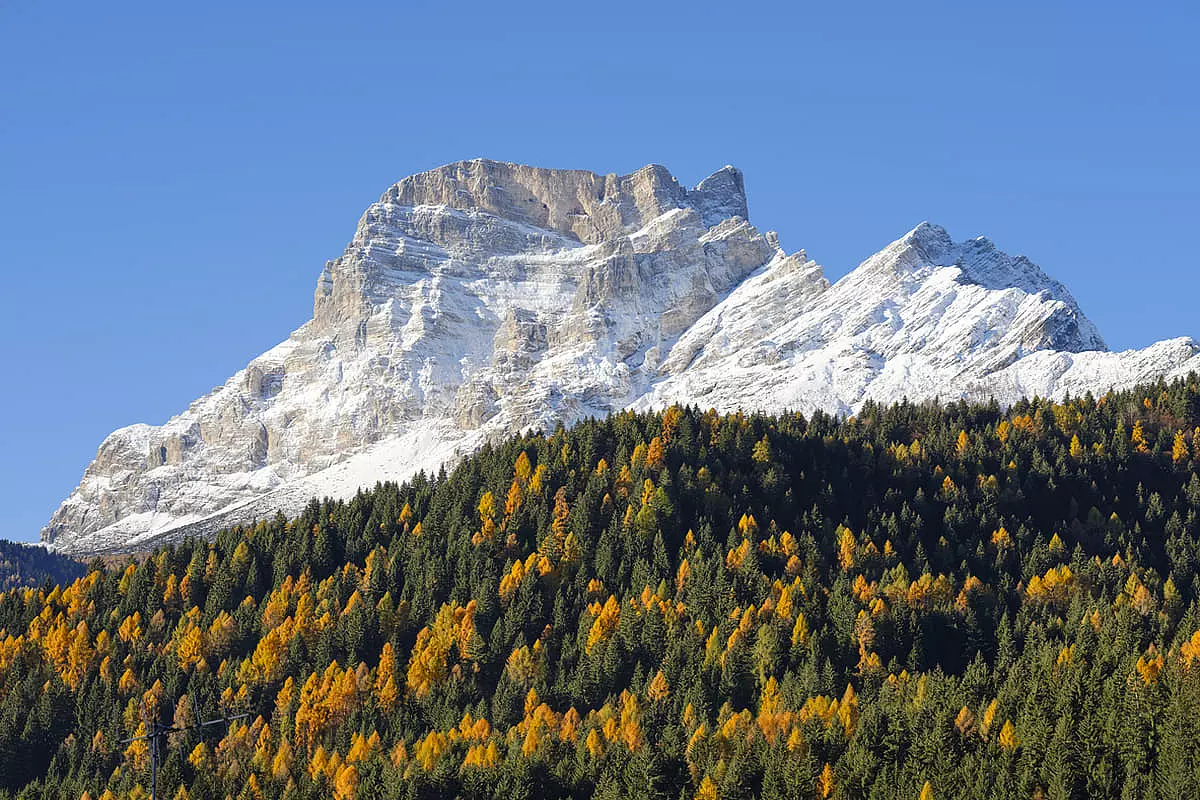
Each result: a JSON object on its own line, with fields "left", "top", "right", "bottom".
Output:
{"left": 42, "top": 160, "right": 1200, "bottom": 554}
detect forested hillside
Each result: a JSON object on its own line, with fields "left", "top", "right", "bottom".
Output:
{"left": 6, "top": 379, "right": 1200, "bottom": 799}
{"left": 0, "top": 540, "right": 84, "bottom": 593}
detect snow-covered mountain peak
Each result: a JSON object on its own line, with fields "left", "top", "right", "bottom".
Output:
{"left": 903, "top": 221, "right": 957, "bottom": 258}
{"left": 848, "top": 221, "right": 955, "bottom": 285}
{"left": 42, "top": 162, "right": 1200, "bottom": 555}
{"left": 878, "top": 224, "right": 1084, "bottom": 306}
{"left": 841, "top": 222, "right": 1107, "bottom": 354}
{"left": 688, "top": 165, "right": 749, "bottom": 228}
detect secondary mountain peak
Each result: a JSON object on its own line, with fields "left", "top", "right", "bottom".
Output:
{"left": 688, "top": 165, "right": 749, "bottom": 227}
{"left": 848, "top": 222, "right": 1106, "bottom": 354}
{"left": 903, "top": 220, "right": 956, "bottom": 257}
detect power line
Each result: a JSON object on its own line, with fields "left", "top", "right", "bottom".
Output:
{"left": 119, "top": 697, "right": 249, "bottom": 800}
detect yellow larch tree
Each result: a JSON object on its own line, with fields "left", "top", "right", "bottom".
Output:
{"left": 1132, "top": 421, "right": 1149, "bottom": 453}
{"left": 998, "top": 719, "right": 1019, "bottom": 751}
{"left": 646, "top": 436, "right": 665, "bottom": 470}
{"left": 585, "top": 728, "right": 604, "bottom": 759}
{"left": 1136, "top": 645, "right": 1164, "bottom": 684}
{"left": 505, "top": 478, "right": 523, "bottom": 518}
{"left": 332, "top": 763, "right": 358, "bottom": 800}
{"left": 647, "top": 669, "right": 670, "bottom": 701}
{"left": 980, "top": 699, "right": 998, "bottom": 740}
{"left": 124, "top": 723, "right": 149, "bottom": 771}
{"left": 837, "top": 527, "right": 856, "bottom": 571}
{"left": 1173, "top": 431, "right": 1190, "bottom": 464}
{"left": 405, "top": 600, "right": 477, "bottom": 697}
{"left": 695, "top": 775, "right": 719, "bottom": 800}
{"left": 514, "top": 450, "right": 533, "bottom": 485}
{"left": 1069, "top": 435, "right": 1085, "bottom": 460}
{"left": 586, "top": 595, "right": 620, "bottom": 653}
{"left": 619, "top": 691, "right": 645, "bottom": 751}
{"left": 271, "top": 739, "right": 294, "bottom": 781}
{"left": 474, "top": 490, "right": 497, "bottom": 545}
{"left": 817, "top": 763, "right": 835, "bottom": 798}
{"left": 954, "top": 706, "right": 975, "bottom": 736}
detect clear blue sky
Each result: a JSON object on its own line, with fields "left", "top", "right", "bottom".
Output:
{"left": 1, "top": 1, "right": 1197, "bottom": 542}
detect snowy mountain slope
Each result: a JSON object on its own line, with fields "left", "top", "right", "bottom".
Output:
{"left": 635, "top": 221, "right": 1124, "bottom": 416}
{"left": 41, "top": 160, "right": 1200, "bottom": 555}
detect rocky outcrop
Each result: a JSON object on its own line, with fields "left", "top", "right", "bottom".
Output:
{"left": 41, "top": 160, "right": 1200, "bottom": 555}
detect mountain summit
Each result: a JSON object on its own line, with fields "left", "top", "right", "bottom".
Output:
{"left": 42, "top": 160, "right": 1200, "bottom": 554}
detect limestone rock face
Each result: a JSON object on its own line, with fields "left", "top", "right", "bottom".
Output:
{"left": 41, "top": 159, "right": 1200, "bottom": 554}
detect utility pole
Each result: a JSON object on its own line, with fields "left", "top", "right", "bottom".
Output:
{"left": 120, "top": 697, "right": 249, "bottom": 800}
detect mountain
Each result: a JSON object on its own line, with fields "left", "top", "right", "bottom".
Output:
{"left": 41, "top": 160, "right": 1200, "bottom": 555}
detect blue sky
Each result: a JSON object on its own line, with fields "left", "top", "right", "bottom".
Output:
{"left": 1, "top": 1, "right": 1197, "bottom": 542}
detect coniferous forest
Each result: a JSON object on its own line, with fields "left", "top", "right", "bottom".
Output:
{"left": 0, "top": 540, "right": 84, "bottom": 593}
{"left": 7, "top": 379, "right": 1200, "bottom": 799}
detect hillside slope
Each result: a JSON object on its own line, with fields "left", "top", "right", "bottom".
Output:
{"left": 0, "top": 540, "right": 84, "bottom": 592}
{"left": 7, "top": 379, "right": 1200, "bottom": 798}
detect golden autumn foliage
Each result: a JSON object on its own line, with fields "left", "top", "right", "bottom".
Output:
{"left": 11, "top": 393, "right": 1200, "bottom": 799}
{"left": 752, "top": 435, "right": 772, "bottom": 464}
{"left": 991, "top": 526, "right": 1013, "bottom": 549}
{"left": 695, "top": 775, "right": 719, "bottom": 800}
{"left": 954, "top": 706, "right": 976, "bottom": 737}
{"left": 414, "top": 730, "right": 449, "bottom": 772}
{"left": 586, "top": 595, "right": 620, "bottom": 653}
{"left": 791, "top": 612, "right": 809, "bottom": 647}
{"left": 1131, "top": 421, "right": 1149, "bottom": 453}
{"left": 1136, "top": 645, "right": 1164, "bottom": 685}
{"left": 837, "top": 526, "right": 856, "bottom": 570}
{"left": 528, "top": 463, "right": 547, "bottom": 496}
{"left": 1181, "top": 630, "right": 1200, "bottom": 668}
{"left": 504, "top": 478, "right": 523, "bottom": 519}
{"left": 998, "top": 720, "right": 1020, "bottom": 751}
{"left": 725, "top": 539, "right": 751, "bottom": 571}
{"left": 817, "top": 762, "right": 835, "bottom": 798}
{"left": 980, "top": 699, "right": 998, "bottom": 741}
{"left": 462, "top": 740, "right": 501, "bottom": 769}
{"left": 498, "top": 557, "right": 529, "bottom": 603}
{"left": 188, "top": 742, "right": 213, "bottom": 771}
{"left": 124, "top": 723, "right": 149, "bottom": 771}
{"left": 585, "top": 728, "right": 604, "bottom": 758}
{"left": 474, "top": 490, "right": 498, "bottom": 545}
{"left": 332, "top": 763, "right": 358, "bottom": 800}
{"left": 646, "top": 436, "right": 666, "bottom": 470}
{"left": 1026, "top": 565, "right": 1075, "bottom": 606}
{"left": 647, "top": 669, "right": 670, "bottom": 701}
{"left": 755, "top": 677, "right": 793, "bottom": 745}
{"left": 505, "top": 640, "right": 545, "bottom": 686}
{"left": 406, "top": 601, "right": 477, "bottom": 697}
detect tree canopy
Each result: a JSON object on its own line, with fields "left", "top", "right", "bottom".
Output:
{"left": 6, "top": 376, "right": 1200, "bottom": 798}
